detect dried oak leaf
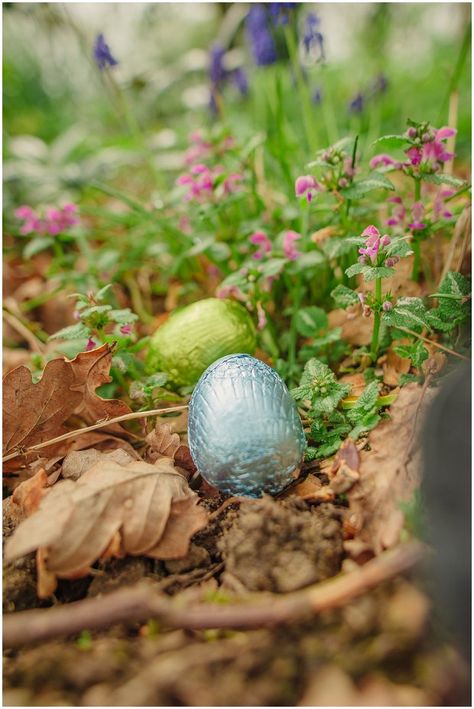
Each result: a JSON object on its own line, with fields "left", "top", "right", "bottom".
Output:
{"left": 328, "top": 308, "right": 372, "bottom": 346}
{"left": 145, "top": 423, "right": 197, "bottom": 480}
{"left": 3, "top": 344, "right": 131, "bottom": 467}
{"left": 146, "top": 423, "right": 180, "bottom": 462}
{"left": 5, "top": 458, "right": 208, "bottom": 595}
{"left": 347, "top": 383, "right": 435, "bottom": 553}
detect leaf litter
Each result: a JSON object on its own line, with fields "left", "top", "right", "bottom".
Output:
{"left": 5, "top": 456, "right": 208, "bottom": 596}
{"left": 3, "top": 344, "right": 132, "bottom": 470}
{"left": 2, "top": 328, "right": 468, "bottom": 705}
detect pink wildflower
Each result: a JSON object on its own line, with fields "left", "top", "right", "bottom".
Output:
{"left": 120, "top": 324, "right": 133, "bottom": 336}
{"left": 433, "top": 189, "right": 454, "bottom": 220}
{"left": 408, "top": 202, "right": 426, "bottom": 231}
{"left": 361, "top": 225, "right": 380, "bottom": 239}
{"left": 386, "top": 196, "right": 406, "bottom": 227}
{"left": 283, "top": 231, "right": 301, "bottom": 260}
{"left": 85, "top": 337, "right": 97, "bottom": 351}
{"left": 405, "top": 146, "right": 422, "bottom": 166}
{"left": 359, "top": 225, "right": 381, "bottom": 263}
{"left": 369, "top": 154, "right": 399, "bottom": 170}
{"left": 295, "top": 175, "right": 319, "bottom": 203}
{"left": 249, "top": 231, "right": 272, "bottom": 260}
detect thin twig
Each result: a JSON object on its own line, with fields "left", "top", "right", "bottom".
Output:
{"left": 3, "top": 309, "right": 46, "bottom": 354}
{"left": 3, "top": 541, "right": 425, "bottom": 649}
{"left": 2, "top": 405, "right": 189, "bottom": 463}
{"left": 396, "top": 326, "right": 469, "bottom": 361}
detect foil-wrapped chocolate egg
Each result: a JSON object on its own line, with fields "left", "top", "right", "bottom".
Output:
{"left": 146, "top": 298, "right": 256, "bottom": 387}
{"left": 188, "top": 354, "right": 306, "bottom": 497}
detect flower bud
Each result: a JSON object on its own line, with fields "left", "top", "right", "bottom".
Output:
{"left": 382, "top": 301, "right": 393, "bottom": 311}
{"left": 406, "top": 127, "right": 417, "bottom": 139}
{"left": 380, "top": 235, "right": 391, "bottom": 246}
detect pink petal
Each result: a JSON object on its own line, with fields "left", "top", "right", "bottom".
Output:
{"left": 436, "top": 126, "right": 457, "bottom": 140}
{"left": 361, "top": 225, "right": 380, "bottom": 239}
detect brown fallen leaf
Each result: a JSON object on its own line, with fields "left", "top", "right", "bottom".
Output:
{"left": 328, "top": 308, "right": 373, "bottom": 345}
{"left": 62, "top": 448, "right": 137, "bottom": 480}
{"left": 5, "top": 458, "right": 208, "bottom": 597}
{"left": 3, "top": 344, "right": 132, "bottom": 469}
{"left": 11, "top": 468, "right": 49, "bottom": 520}
{"left": 146, "top": 423, "right": 181, "bottom": 462}
{"left": 339, "top": 372, "right": 367, "bottom": 397}
{"left": 382, "top": 345, "right": 411, "bottom": 386}
{"left": 331, "top": 464, "right": 360, "bottom": 494}
{"left": 347, "top": 383, "right": 435, "bottom": 554}
{"left": 145, "top": 422, "right": 197, "bottom": 480}
{"left": 332, "top": 438, "right": 360, "bottom": 474}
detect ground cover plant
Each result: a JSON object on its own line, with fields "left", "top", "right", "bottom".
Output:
{"left": 3, "top": 3, "right": 472, "bottom": 706}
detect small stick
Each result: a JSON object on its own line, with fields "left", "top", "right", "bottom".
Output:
{"left": 3, "top": 541, "right": 425, "bottom": 649}
{"left": 396, "top": 326, "right": 469, "bottom": 361}
{"left": 2, "top": 405, "right": 189, "bottom": 463}
{"left": 3, "top": 310, "right": 46, "bottom": 354}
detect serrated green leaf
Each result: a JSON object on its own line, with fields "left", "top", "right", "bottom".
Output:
{"left": 109, "top": 308, "right": 139, "bottom": 324}
{"left": 371, "top": 135, "right": 408, "bottom": 150}
{"left": 394, "top": 340, "right": 429, "bottom": 368}
{"left": 341, "top": 172, "right": 395, "bottom": 198}
{"left": 385, "top": 238, "right": 414, "bottom": 259}
{"left": 345, "top": 262, "right": 369, "bottom": 278}
{"left": 331, "top": 284, "right": 359, "bottom": 309}
{"left": 422, "top": 173, "right": 466, "bottom": 188}
{"left": 347, "top": 381, "right": 380, "bottom": 423}
{"left": 79, "top": 304, "right": 112, "bottom": 318}
{"left": 49, "top": 323, "right": 90, "bottom": 341}
{"left": 295, "top": 306, "right": 328, "bottom": 337}
{"left": 363, "top": 266, "right": 396, "bottom": 282}
{"left": 382, "top": 297, "right": 430, "bottom": 331}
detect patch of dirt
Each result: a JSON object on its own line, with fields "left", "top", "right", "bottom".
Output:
{"left": 3, "top": 578, "right": 469, "bottom": 706}
{"left": 219, "top": 497, "right": 344, "bottom": 593}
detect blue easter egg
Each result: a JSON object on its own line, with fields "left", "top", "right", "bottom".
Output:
{"left": 188, "top": 354, "right": 307, "bottom": 497}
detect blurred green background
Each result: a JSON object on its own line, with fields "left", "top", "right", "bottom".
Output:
{"left": 3, "top": 2, "right": 471, "bottom": 208}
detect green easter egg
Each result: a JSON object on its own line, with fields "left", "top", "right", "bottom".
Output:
{"left": 146, "top": 298, "right": 257, "bottom": 386}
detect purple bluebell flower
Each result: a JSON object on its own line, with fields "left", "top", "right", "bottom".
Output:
{"left": 312, "top": 87, "right": 322, "bottom": 105}
{"left": 93, "top": 33, "right": 118, "bottom": 70}
{"left": 246, "top": 5, "right": 278, "bottom": 66}
{"left": 233, "top": 67, "right": 249, "bottom": 97}
{"left": 209, "top": 44, "right": 227, "bottom": 86}
{"left": 370, "top": 73, "right": 388, "bottom": 96}
{"left": 349, "top": 92, "right": 364, "bottom": 115}
{"left": 302, "top": 13, "right": 325, "bottom": 61}
{"left": 268, "top": 2, "right": 299, "bottom": 25}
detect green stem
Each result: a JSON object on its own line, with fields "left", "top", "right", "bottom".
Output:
{"left": 288, "top": 277, "right": 303, "bottom": 385}
{"left": 411, "top": 178, "right": 422, "bottom": 281}
{"left": 370, "top": 278, "right": 382, "bottom": 359}
{"left": 283, "top": 25, "right": 317, "bottom": 154}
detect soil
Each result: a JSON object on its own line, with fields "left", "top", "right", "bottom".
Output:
{"left": 2, "top": 492, "right": 470, "bottom": 706}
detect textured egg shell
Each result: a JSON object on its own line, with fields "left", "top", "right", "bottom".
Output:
{"left": 146, "top": 298, "right": 256, "bottom": 387}
{"left": 188, "top": 354, "right": 307, "bottom": 497}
